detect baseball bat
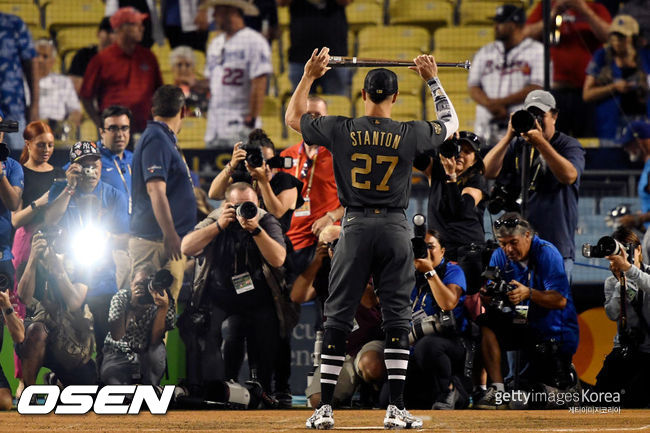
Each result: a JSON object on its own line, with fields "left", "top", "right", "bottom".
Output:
{"left": 328, "top": 56, "right": 471, "bottom": 70}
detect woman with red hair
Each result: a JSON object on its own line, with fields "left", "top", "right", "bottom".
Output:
{"left": 10, "top": 120, "right": 63, "bottom": 397}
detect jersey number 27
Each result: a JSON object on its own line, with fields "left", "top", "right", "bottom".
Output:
{"left": 351, "top": 153, "right": 398, "bottom": 191}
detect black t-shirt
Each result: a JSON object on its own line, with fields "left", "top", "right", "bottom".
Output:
{"left": 288, "top": 0, "right": 348, "bottom": 63}
{"left": 427, "top": 161, "right": 487, "bottom": 258}
{"left": 68, "top": 46, "right": 98, "bottom": 77}
{"left": 267, "top": 172, "right": 304, "bottom": 234}
{"left": 22, "top": 165, "right": 65, "bottom": 226}
{"left": 301, "top": 114, "right": 447, "bottom": 209}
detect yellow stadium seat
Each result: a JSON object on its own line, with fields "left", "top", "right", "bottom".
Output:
{"left": 321, "top": 94, "right": 352, "bottom": 117}
{"left": 152, "top": 43, "right": 173, "bottom": 73}
{"left": 357, "top": 47, "right": 422, "bottom": 63}
{"left": 434, "top": 26, "right": 492, "bottom": 51}
{"left": 434, "top": 47, "right": 478, "bottom": 67}
{"left": 389, "top": 0, "right": 453, "bottom": 32}
{"left": 425, "top": 91, "right": 476, "bottom": 131}
{"left": 162, "top": 70, "right": 174, "bottom": 85}
{"left": 177, "top": 116, "right": 206, "bottom": 149}
{"left": 436, "top": 70, "right": 469, "bottom": 94}
{"left": 278, "top": 6, "right": 289, "bottom": 30}
{"left": 30, "top": 26, "right": 50, "bottom": 42}
{"left": 260, "top": 115, "right": 283, "bottom": 146}
{"left": 285, "top": 124, "right": 303, "bottom": 148}
{"left": 262, "top": 97, "right": 281, "bottom": 118}
{"left": 355, "top": 94, "right": 423, "bottom": 121}
{"left": 193, "top": 50, "right": 205, "bottom": 78}
{"left": 348, "top": 30, "right": 355, "bottom": 57}
{"left": 351, "top": 67, "right": 423, "bottom": 98}
{"left": 459, "top": 0, "right": 526, "bottom": 26}
{"left": 346, "top": 2, "right": 383, "bottom": 32}
{"left": 56, "top": 26, "right": 97, "bottom": 56}
{"left": 358, "top": 25, "right": 430, "bottom": 54}
{"left": 45, "top": 0, "right": 104, "bottom": 32}
{"left": 0, "top": 3, "right": 40, "bottom": 28}
{"left": 275, "top": 72, "right": 293, "bottom": 99}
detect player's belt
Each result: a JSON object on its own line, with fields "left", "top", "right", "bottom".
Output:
{"left": 346, "top": 206, "right": 404, "bottom": 215}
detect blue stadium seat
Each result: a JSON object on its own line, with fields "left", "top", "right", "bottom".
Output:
{"left": 576, "top": 214, "right": 609, "bottom": 236}
{"left": 599, "top": 196, "right": 639, "bottom": 216}
{"left": 577, "top": 197, "right": 596, "bottom": 216}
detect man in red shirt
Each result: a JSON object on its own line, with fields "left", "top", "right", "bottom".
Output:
{"left": 80, "top": 7, "right": 163, "bottom": 133}
{"left": 280, "top": 96, "right": 343, "bottom": 274}
{"left": 525, "top": 0, "right": 611, "bottom": 137}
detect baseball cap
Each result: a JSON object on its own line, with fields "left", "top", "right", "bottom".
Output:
{"left": 203, "top": 0, "right": 260, "bottom": 16}
{"left": 491, "top": 4, "right": 526, "bottom": 24}
{"left": 70, "top": 141, "right": 100, "bottom": 164}
{"left": 457, "top": 131, "right": 482, "bottom": 153}
{"left": 364, "top": 68, "right": 398, "bottom": 97}
{"left": 619, "top": 121, "right": 650, "bottom": 145}
{"left": 524, "top": 90, "right": 556, "bottom": 113}
{"left": 609, "top": 15, "right": 639, "bottom": 37}
{"left": 110, "top": 7, "right": 148, "bottom": 30}
{"left": 99, "top": 16, "right": 113, "bottom": 33}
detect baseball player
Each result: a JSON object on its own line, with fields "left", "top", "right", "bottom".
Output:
{"left": 286, "top": 48, "right": 459, "bottom": 429}
{"left": 203, "top": 0, "right": 273, "bottom": 148}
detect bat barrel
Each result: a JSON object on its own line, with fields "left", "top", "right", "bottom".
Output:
{"left": 328, "top": 57, "right": 470, "bottom": 69}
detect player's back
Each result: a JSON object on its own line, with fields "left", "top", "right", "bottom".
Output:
{"left": 300, "top": 114, "right": 446, "bottom": 209}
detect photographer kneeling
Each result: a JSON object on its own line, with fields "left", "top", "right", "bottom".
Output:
{"left": 476, "top": 213, "right": 579, "bottom": 409}
{"left": 100, "top": 265, "right": 175, "bottom": 385}
{"left": 405, "top": 230, "right": 468, "bottom": 410}
{"left": 16, "top": 230, "right": 96, "bottom": 387}
{"left": 595, "top": 227, "right": 650, "bottom": 408}
{"left": 181, "top": 182, "right": 286, "bottom": 401}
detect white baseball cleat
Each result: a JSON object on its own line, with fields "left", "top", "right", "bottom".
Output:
{"left": 383, "top": 404, "right": 423, "bottom": 429}
{"left": 306, "top": 404, "right": 334, "bottom": 430}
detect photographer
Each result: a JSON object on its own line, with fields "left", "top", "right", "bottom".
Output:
{"left": 45, "top": 140, "right": 129, "bottom": 368}
{"left": 420, "top": 131, "right": 488, "bottom": 294}
{"left": 405, "top": 230, "right": 468, "bottom": 410}
{"left": 100, "top": 265, "right": 175, "bottom": 386}
{"left": 483, "top": 90, "right": 585, "bottom": 276}
{"left": 208, "top": 129, "right": 303, "bottom": 233}
{"left": 0, "top": 288, "right": 24, "bottom": 409}
{"left": 595, "top": 227, "right": 650, "bottom": 408}
{"left": 475, "top": 213, "right": 579, "bottom": 409}
{"left": 181, "top": 181, "right": 286, "bottom": 400}
{"left": 16, "top": 231, "right": 96, "bottom": 387}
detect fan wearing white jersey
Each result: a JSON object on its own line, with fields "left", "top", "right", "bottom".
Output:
{"left": 468, "top": 5, "right": 544, "bottom": 146}
{"left": 204, "top": 0, "right": 272, "bottom": 148}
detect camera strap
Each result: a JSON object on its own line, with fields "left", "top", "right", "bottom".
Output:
{"left": 295, "top": 143, "right": 318, "bottom": 200}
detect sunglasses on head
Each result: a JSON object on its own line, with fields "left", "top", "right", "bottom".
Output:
{"left": 493, "top": 217, "right": 523, "bottom": 229}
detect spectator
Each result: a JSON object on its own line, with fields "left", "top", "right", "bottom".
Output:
{"left": 278, "top": 0, "right": 352, "bottom": 95}
{"left": 583, "top": 15, "right": 650, "bottom": 143}
{"left": 279, "top": 96, "right": 343, "bottom": 275}
{"left": 203, "top": 0, "right": 272, "bottom": 148}
{"left": 68, "top": 17, "right": 115, "bottom": 95}
{"left": 293, "top": 225, "right": 386, "bottom": 409}
{"left": 525, "top": 0, "right": 611, "bottom": 137}
{"left": 0, "top": 12, "right": 37, "bottom": 150}
{"left": 45, "top": 141, "right": 130, "bottom": 368}
{"left": 130, "top": 85, "right": 197, "bottom": 301}
{"left": 105, "top": 0, "right": 164, "bottom": 48}
{"left": 483, "top": 90, "right": 585, "bottom": 276}
{"left": 405, "top": 230, "right": 468, "bottom": 410}
{"left": 170, "top": 46, "right": 209, "bottom": 116}
{"left": 420, "top": 131, "right": 487, "bottom": 294}
{"left": 469, "top": 5, "right": 544, "bottom": 146}
{"left": 162, "top": 0, "right": 208, "bottom": 51}
{"left": 0, "top": 289, "right": 24, "bottom": 409}
{"left": 596, "top": 227, "right": 650, "bottom": 408}
{"left": 475, "top": 213, "right": 579, "bottom": 409}
{"left": 34, "top": 39, "right": 82, "bottom": 135}
{"left": 81, "top": 7, "right": 163, "bottom": 133}
{"left": 17, "top": 231, "right": 97, "bottom": 387}
{"left": 181, "top": 182, "right": 287, "bottom": 401}
{"left": 100, "top": 265, "right": 175, "bottom": 385}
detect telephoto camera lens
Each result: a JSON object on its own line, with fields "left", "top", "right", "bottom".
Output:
{"left": 245, "top": 147, "right": 264, "bottom": 168}
{"left": 411, "top": 214, "right": 428, "bottom": 259}
{"left": 511, "top": 110, "right": 536, "bottom": 135}
{"left": 236, "top": 201, "right": 259, "bottom": 220}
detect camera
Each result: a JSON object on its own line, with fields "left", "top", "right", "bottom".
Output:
{"left": 265, "top": 155, "right": 293, "bottom": 170}
{"left": 138, "top": 269, "right": 174, "bottom": 305}
{"left": 582, "top": 236, "right": 634, "bottom": 262}
{"left": 408, "top": 311, "right": 457, "bottom": 344}
{"left": 0, "top": 119, "right": 18, "bottom": 162}
{"left": 0, "top": 272, "right": 10, "bottom": 292}
{"left": 411, "top": 214, "right": 427, "bottom": 259}
{"left": 482, "top": 266, "right": 516, "bottom": 314}
{"left": 234, "top": 201, "right": 259, "bottom": 220}
{"left": 511, "top": 109, "right": 544, "bottom": 135}
{"left": 240, "top": 141, "right": 264, "bottom": 168}
{"left": 487, "top": 182, "right": 520, "bottom": 215}
{"left": 439, "top": 138, "right": 461, "bottom": 159}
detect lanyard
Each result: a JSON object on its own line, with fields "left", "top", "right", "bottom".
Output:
{"left": 113, "top": 158, "right": 132, "bottom": 214}
{"left": 295, "top": 142, "right": 319, "bottom": 199}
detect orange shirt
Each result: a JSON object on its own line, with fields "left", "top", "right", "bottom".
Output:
{"left": 280, "top": 141, "right": 340, "bottom": 250}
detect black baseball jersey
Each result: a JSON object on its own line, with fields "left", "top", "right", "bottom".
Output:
{"left": 301, "top": 114, "right": 447, "bottom": 208}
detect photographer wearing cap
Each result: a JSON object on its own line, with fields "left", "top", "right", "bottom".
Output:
{"left": 16, "top": 230, "right": 96, "bottom": 387}
{"left": 180, "top": 181, "right": 286, "bottom": 402}
{"left": 483, "top": 90, "right": 585, "bottom": 277}
{"left": 100, "top": 265, "right": 175, "bottom": 386}
{"left": 418, "top": 131, "right": 488, "bottom": 294}
{"left": 45, "top": 140, "right": 129, "bottom": 369}
{"left": 595, "top": 227, "right": 650, "bottom": 408}
{"left": 475, "top": 213, "right": 578, "bottom": 409}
